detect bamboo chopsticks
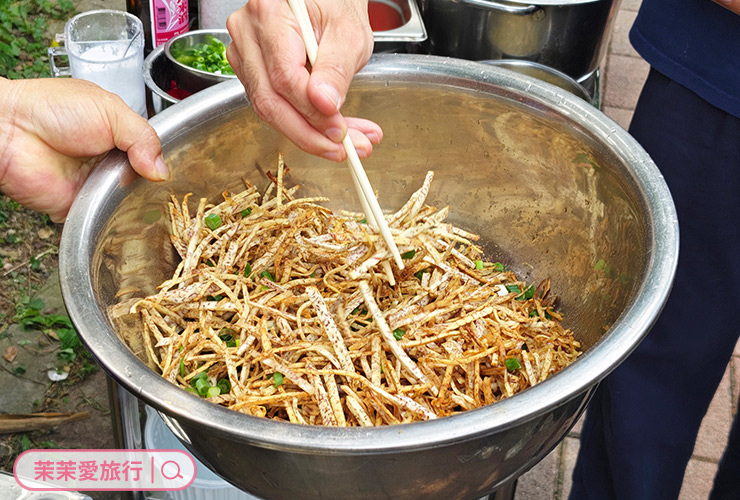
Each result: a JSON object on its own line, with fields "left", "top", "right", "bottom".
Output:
{"left": 286, "top": 0, "right": 405, "bottom": 272}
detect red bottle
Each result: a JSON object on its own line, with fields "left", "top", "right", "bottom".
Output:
{"left": 126, "top": 0, "right": 190, "bottom": 54}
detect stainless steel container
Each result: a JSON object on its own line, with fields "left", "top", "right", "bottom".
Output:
{"left": 420, "top": 0, "right": 620, "bottom": 80}
{"left": 143, "top": 45, "right": 180, "bottom": 115}
{"left": 372, "top": 0, "right": 428, "bottom": 53}
{"left": 59, "top": 55, "right": 677, "bottom": 500}
{"left": 164, "top": 29, "right": 236, "bottom": 93}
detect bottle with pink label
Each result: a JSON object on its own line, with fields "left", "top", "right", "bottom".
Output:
{"left": 126, "top": 0, "right": 190, "bottom": 54}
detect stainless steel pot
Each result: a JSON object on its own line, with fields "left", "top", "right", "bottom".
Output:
{"left": 59, "top": 54, "right": 677, "bottom": 500}
{"left": 420, "top": 0, "right": 620, "bottom": 80}
{"left": 480, "top": 59, "right": 592, "bottom": 102}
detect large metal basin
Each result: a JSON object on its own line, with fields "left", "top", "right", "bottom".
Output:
{"left": 59, "top": 55, "right": 677, "bottom": 499}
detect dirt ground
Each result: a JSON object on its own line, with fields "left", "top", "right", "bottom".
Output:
{"left": 0, "top": 1, "right": 127, "bottom": 499}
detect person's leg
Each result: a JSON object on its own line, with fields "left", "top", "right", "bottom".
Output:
{"left": 569, "top": 68, "right": 740, "bottom": 500}
{"left": 709, "top": 399, "right": 740, "bottom": 499}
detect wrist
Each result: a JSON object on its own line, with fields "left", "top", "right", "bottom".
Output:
{"left": 0, "top": 77, "right": 28, "bottom": 190}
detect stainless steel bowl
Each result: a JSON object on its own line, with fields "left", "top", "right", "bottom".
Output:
{"left": 480, "top": 59, "right": 592, "bottom": 103}
{"left": 59, "top": 54, "right": 678, "bottom": 499}
{"left": 164, "top": 29, "right": 236, "bottom": 93}
{"left": 143, "top": 45, "right": 180, "bottom": 114}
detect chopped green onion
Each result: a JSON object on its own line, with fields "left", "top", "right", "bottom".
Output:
{"left": 172, "top": 36, "right": 234, "bottom": 75}
{"left": 401, "top": 250, "right": 416, "bottom": 260}
{"left": 142, "top": 209, "right": 161, "bottom": 224}
{"left": 594, "top": 259, "right": 606, "bottom": 270}
{"left": 243, "top": 262, "right": 252, "bottom": 278}
{"left": 190, "top": 371, "right": 208, "bottom": 388}
{"left": 217, "top": 379, "right": 231, "bottom": 394}
{"left": 204, "top": 213, "right": 222, "bottom": 230}
{"left": 492, "top": 262, "right": 505, "bottom": 271}
{"left": 505, "top": 284, "right": 534, "bottom": 301}
{"left": 530, "top": 309, "right": 553, "bottom": 319}
{"left": 393, "top": 328, "right": 405, "bottom": 340}
{"left": 195, "top": 378, "right": 210, "bottom": 396}
{"left": 261, "top": 270, "right": 275, "bottom": 281}
{"left": 475, "top": 260, "right": 484, "bottom": 270}
{"left": 206, "top": 294, "right": 224, "bottom": 301}
{"left": 241, "top": 207, "right": 252, "bottom": 217}
{"left": 219, "top": 329, "right": 237, "bottom": 348}
{"left": 179, "top": 358, "right": 185, "bottom": 377}
{"left": 359, "top": 218, "right": 367, "bottom": 224}
{"left": 273, "top": 372, "right": 284, "bottom": 387}
{"left": 414, "top": 268, "right": 430, "bottom": 281}
{"left": 205, "top": 260, "right": 215, "bottom": 267}
{"left": 505, "top": 358, "right": 521, "bottom": 371}
{"left": 206, "top": 386, "right": 221, "bottom": 398}
{"left": 185, "top": 387, "right": 198, "bottom": 396}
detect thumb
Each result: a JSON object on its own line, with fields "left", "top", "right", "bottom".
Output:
{"left": 307, "top": 21, "right": 373, "bottom": 116}
{"left": 105, "top": 99, "right": 169, "bottom": 181}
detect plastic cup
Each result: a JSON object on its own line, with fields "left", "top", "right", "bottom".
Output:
{"left": 49, "top": 10, "right": 147, "bottom": 116}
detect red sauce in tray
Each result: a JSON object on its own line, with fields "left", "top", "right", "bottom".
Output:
{"left": 368, "top": 1, "right": 404, "bottom": 32}
{"left": 167, "top": 81, "right": 192, "bottom": 100}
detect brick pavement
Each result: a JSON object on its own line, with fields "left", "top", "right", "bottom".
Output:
{"left": 513, "top": 1, "right": 740, "bottom": 498}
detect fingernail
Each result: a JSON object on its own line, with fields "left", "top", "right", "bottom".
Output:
{"left": 318, "top": 83, "right": 341, "bottom": 112}
{"left": 357, "top": 144, "right": 372, "bottom": 159}
{"left": 366, "top": 132, "right": 380, "bottom": 144}
{"left": 154, "top": 155, "right": 169, "bottom": 180}
{"left": 325, "top": 127, "right": 345, "bottom": 143}
{"left": 322, "top": 150, "right": 343, "bottom": 162}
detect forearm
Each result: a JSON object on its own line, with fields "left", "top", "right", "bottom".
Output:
{"left": 712, "top": 0, "right": 740, "bottom": 15}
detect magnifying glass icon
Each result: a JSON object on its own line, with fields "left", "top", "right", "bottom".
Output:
{"left": 161, "top": 460, "right": 184, "bottom": 480}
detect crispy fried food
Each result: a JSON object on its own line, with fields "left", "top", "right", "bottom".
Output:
{"left": 131, "top": 156, "right": 581, "bottom": 426}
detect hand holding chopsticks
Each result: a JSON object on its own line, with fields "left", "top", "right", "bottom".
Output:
{"left": 286, "top": 0, "right": 405, "bottom": 270}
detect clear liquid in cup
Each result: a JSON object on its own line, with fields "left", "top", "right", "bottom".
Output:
{"left": 71, "top": 40, "right": 146, "bottom": 116}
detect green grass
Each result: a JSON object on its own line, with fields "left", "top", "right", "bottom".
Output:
{"left": 0, "top": 0, "right": 76, "bottom": 79}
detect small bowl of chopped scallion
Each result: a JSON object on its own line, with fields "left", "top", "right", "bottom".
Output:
{"left": 164, "top": 29, "right": 236, "bottom": 93}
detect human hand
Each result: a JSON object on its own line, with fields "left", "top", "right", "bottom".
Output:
{"left": 226, "top": 0, "right": 383, "bottom": 162}
{"left": 712, "top": 0, "right": 740, "bottom": 14}
{"left": 0, "top": 77, "right": 168, "bottom": 222}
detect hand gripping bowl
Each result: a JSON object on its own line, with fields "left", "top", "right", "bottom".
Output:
{"left": 59, "top": 55, "right": 678, "bottom": 499}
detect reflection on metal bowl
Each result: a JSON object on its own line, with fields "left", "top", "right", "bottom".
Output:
{"left": 480, "top": 59, "right": 592, "bottom": 103}
{"left": 60, "top": 55, "right": 677, "bottom": 499}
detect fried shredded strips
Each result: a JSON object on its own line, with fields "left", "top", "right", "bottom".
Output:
{"left": 132, "top": 158, "right": 581, "bottom": 426}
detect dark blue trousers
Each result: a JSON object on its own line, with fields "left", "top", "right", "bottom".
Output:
{"left": 569, "top": 68, "right": 740, "bottom": 500}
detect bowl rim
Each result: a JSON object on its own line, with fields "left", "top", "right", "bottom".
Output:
{"left": 143, "top": 45, "right": 180, "bottom": 106}
{"left": 59, "top": 53, "right": 678, "bottom": 454}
